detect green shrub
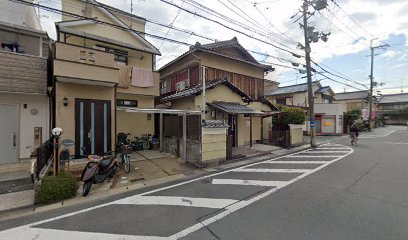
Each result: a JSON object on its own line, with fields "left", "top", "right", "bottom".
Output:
{"left": 278, "top": 105, "right": 306, "bottom": 125}
{"left": 38, "top": 171, "right": 78, "bottom": 204}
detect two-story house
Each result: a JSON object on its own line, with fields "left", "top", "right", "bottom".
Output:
{"left": 333, "top": 90, "right": 369, "bottom": 112}
{"left": 0, "top": 2, "right": 52, "bottom": 165}
{"left": 54, "top": 0, "right": 160, "bottom": 157}
{"left": 266, "top": 82, "right": 344, "bottom": 134}
{"left": 159, "top": 38, "right": 278, "bottom": 148}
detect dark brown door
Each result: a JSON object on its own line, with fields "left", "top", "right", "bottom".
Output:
{"left": 227, "top": 114, "right": 238, "bottom": 147}
{"left": 75, "top": 99, "right": 111, "bottom": 157}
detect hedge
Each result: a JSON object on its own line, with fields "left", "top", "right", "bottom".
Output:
{"left": 38, "top": 171, "right": 79, "bottom": 204}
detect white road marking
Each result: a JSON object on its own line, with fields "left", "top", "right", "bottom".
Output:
{"left": 359, "top": 129, "right": 398, "bottom": 138}
{"left": 0, "top": 227, "right": 167, "bottom": 240}
{"left": 265, "top": 160, "right": 328, "bottom": 164}
{"left": 170, "top": 146, "right": 354, "bottom": 240}
{"left": 114, "top": 196, "right": 237, "bottom": 209}
{"left": 232, "top": 168, "right": 311, "bottom": 173}
{"left": 304, "top": 150, "right": 350, "bottom": 153}
{"left": 284, "top": 155, "right": 343, "bottom": 158}
{"left": 212, "top": 179, "right": 288, "bottom": 187}
{"left": 313, "top": 147, "right": 350, "bottom": 150}
{"left": 385, "top": 142, "right": 408, "bottom": 145}
{"left": 0, "top": 144, "right": 353, "bottom": 240}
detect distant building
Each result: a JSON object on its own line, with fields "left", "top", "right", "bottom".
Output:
{"left": 266, "top": 82, "right": 343, "bottom": 135}
{"left": 378, "top": 93, "right": 408, "bottom": 125}
{"left": 333, "top": 90, "right": 369, "bottom": 112}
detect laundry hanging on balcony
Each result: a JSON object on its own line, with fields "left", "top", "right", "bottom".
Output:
{"left": 131, "top": 66, "right": 154, "bottom": 87}
{"left": 118, "top": 65, "right": 132, "bottom": 88}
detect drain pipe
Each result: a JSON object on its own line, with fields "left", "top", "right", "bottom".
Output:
{"left": 201, "top": 65, "right": 206, "bottom": 121}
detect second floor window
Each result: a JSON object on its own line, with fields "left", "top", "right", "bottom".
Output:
{"left": 276, "top": 98, "right": 286, "bottom": 105}
{"left": 96, "top": 45, "right": 128, "bottom": 65}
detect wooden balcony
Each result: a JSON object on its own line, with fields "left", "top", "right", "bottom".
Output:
{"left": 0, "top": 50, "right": 47, "bottom": 94}
{"left": 54, "top": 42, "right": 119, "bottom": 86}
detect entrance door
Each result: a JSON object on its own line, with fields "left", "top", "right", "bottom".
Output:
{"left": 0, "top": 104, "right": 18, "bottom": 164}
{"left": 227, "top": 114, "right": 237, "bottom": 147}
{"left": 322, "top": 115, "right": 336, "bottom": 134}
{"left": 75, "top": 99, "right": 111, "bottom": 157}
{"left": 315, "top": 116, "right": 322, "bottom": 134}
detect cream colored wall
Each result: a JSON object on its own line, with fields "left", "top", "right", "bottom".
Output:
{"left": 61, "top": 0, "right": 146, "bottom": 47}
{"left": 116, "top": 93, "right": 155, "bottom": 139}
{"left": 0, "top": 93, "right": 49, "bottom": 159}
{"left": 171, "top": 97, "right": 196, "bottom": 111}
{"left": 333, "top": 99, "right": 366, "bottom": 112}
{"left": 202, "top": 128, "right": 227, "bottom": 162}
{"left": 199, "top": 52, "right": 264, "bottom": 79}
{"left": 237, "top": 115, "right": 262, "bottom": 146}
{"left": 55, "top": 82, "right": 115, "bottom": 153}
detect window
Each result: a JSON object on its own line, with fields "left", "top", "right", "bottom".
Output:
{"left": 276, "top": 98, "right": 286, "bottom": 105}
{"left": 96, "top": 45, "right": 128, "bottom": 65}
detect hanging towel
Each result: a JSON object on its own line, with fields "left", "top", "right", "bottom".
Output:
{"left": 117, "top": 65, "right": 132, "bottom": 88}
{"left": 131, "top": 66, "right": 154, "bottom": 87}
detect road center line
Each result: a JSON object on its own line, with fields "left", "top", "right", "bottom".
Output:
{"left": 114, "top": 196, "right": 237, "bottom": 209}
{"left": 304, "top": 150, "right": 350, "bottom": 153}
{"left": 384, "top": 142, "right": 408, "bottom": 145}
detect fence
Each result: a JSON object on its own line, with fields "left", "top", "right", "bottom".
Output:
{"left": 36, "top": 138, "right": 53, "bottom": 180}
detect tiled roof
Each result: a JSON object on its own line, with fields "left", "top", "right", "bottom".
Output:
{"left": 333, "top": 91, "right": 369, "bottom": 101}
{"left": 161, "top": 78, "right": 253, "bottom": 102}
{"left": 158, "top": 38, "right": 273, "bottom": 72}
{"left": 265, "top": 81, "right": 320, "bottom": 96}
{"left": 201, "top": 37, "right": 257, "bottom": 63}
{"left": 378, "top": 93, "right": 408, "bottom": 104}
{"left": 208, "top": 101, "right": 264, "bottom": 114}
{"left": 316, "top": 86, "right": 333, "bottom": 95}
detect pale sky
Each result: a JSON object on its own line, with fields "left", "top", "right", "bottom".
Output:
{"left": 39, "top": 0, "right": 408, "bottom": 94}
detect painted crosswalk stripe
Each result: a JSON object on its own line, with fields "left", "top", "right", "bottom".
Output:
{"left": 304, "top": 150, "right": 350, "bottom": 153}
{"left": 114, "top": 196, "right": 237, "bottom": 209}
{"left": 212, "top": 179, "right": 287, "bottom": 187}
{"left": 232, "top": 168, "right": 311, "bottom": 173}
{"left": 265, "top": 160, "right": 328, "bottom": 164}
{"left": 284, "top": 155, "right": 342, "bottom": 158}
{"left": 316, "top": 147, "right": 349, "bottom": 150}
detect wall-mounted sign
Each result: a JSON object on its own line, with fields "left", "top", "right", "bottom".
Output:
{"left": 117, "top": 99, "right": 138, "bottom": 107}
{"left": 323, "top": 121, "right": 334, "bottom": 126}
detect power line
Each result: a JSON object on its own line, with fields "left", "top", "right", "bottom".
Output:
{"left": 158, "top": 0, "right": 185, "bottom": 50}
{"left": 158, "top": 0, "right": 304, "bottom": 57}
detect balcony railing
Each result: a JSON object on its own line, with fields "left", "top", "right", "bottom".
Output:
{"left": 0, "top": 50, "right": 47, "bottom": 94}
{"left": 54, "top": 42, "right": 119, "bottom": 85}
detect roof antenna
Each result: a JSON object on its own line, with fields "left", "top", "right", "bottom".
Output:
{"left": 130, "top": 0, "right": 133, "bottom": 28}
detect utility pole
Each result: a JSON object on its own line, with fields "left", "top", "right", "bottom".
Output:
{"left": 302, "top": 1, "right": 316, "bottom": 147}
{"left": 368, "top": 39, "right": 388, "bottom": 131}
{"left": 295, "top": 0, "right": 328, "bottom": 147}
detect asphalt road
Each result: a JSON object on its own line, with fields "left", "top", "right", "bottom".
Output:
{"left": 0, "top": 126, "right": 407, "bottom": 240}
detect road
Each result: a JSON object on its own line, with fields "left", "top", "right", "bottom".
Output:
{"left": 0, "top": 126, "right": 407, "bottom": 240}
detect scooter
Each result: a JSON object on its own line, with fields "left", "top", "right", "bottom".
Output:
{"left": 80, "top": 148, "right": 118, "bottom": 196}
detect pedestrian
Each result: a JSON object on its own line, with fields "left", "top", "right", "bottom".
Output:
{"left": 350, "top": 123, "right": 359, "bottom": 145}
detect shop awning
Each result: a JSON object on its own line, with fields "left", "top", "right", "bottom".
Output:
{"left": 207, "top": 101, "right": 264, "bottom": 115}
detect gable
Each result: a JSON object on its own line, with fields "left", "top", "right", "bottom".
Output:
{"left": 61, "top": 0, "right": 159, "bottom": 54}
{"left": 213, "top": 47, "right": 254, "bottom": 63}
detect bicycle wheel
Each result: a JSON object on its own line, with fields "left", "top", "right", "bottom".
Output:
{"left": 124, "top": 155, "right": 131, "bottom": 174}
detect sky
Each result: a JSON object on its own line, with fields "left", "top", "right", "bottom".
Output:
{"left": 38, "top": 0, "right": 408, "bottom": 94}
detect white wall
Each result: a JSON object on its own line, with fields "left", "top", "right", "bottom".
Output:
{"left": 0, "top": 93, "right": 49, "bottom": 159}
{"left": 314, "top": 103, "right": 344, "bottom": 134}
{"left": 0, "top": 0, "right": 43, "bottom": 30}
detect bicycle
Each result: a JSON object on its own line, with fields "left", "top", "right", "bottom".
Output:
{"left": 118, "top": 142, "right": 132, "bottom": 174}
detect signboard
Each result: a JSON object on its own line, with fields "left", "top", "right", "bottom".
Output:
{"left": 324, "top": 121, "right": 334, "bottom": 126}
{"left": 117, "top": 99, "right": 138, "bottom": 107}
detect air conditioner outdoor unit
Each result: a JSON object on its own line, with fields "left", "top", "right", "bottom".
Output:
{"left": 176, "top": 81, "right": 186, "bottom": 92}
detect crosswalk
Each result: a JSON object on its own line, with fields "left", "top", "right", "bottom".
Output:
{"left": 0, "top": 143, "right": 353, "bottom": 240}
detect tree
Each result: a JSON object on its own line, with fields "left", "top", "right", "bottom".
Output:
{"left": 277, "top": 105, "right": 306, "bottom": 125}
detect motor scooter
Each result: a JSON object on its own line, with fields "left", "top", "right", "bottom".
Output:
{"left": 80, "top": 149, "right": 118, "bottom": 196}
